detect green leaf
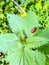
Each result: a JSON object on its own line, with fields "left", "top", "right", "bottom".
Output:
{"left": 0, "top": 33, "right": 18, "bottom": 52}
{"left": 24, "top": 48, "right": 46, "bottom": 65}
{"left": 6, "top": 48, "right": 46, "bottom": 65}
{"left": 0, "top": 34, "right": 46, "bottom": 65}
{"left": 35, "top": 28, "right": 49, "bottom": 54}
{"left": 6, "top": 47, "right": 36, "bottom": 65}
{"left": 35, "top": 28, "right": 49, "bottom": 39}
{"left": 0, "top": 33, "right": 17, "bottom": 42}
{"left": 6, "top": 46, "right": 23, "bottom": 65}
{"left": 34, "top": 28, "right": 49, "bottom": 54}
{"left": 40, "top": 28, "right": 49, "bottom": 39}
{"left": 7, "top": 14, "right": 23, "bottom": 34}
{"left": 24, "top": 48, "right": 37, "bottom": 65}
{"left": 44, "top": 0, "right": 49, "bottom": 5}
{"left": 38, "top": 43, "right": 49, "bottom": 54}
{"left": 23, "top": 0, "right": 34, "bottom": 5}
{"left": 26, "top": 36, "right": 48, "bottom": 48}
{"left": 46, "top": 21, "right": 49, "bottom": 28}
{"left": 33, "top": 50, "right": 46, "bottom": 65}
{"left": 45, "top": 57, "right": 49, "bottom": 65}
{"left": 22, "top": 11, "right": 40, "bottom": 37}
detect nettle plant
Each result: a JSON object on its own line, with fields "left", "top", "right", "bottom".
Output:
{"left": 0, "top": 11, "right": 49, "bottom": 65}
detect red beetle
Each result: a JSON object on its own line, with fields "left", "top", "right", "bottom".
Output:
{"left": 31, "top": 27, "right": 37, "bottom": 33}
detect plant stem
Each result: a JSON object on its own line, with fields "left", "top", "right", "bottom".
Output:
{"left": 12, "top": 0, "right": 26, "bottom": 14}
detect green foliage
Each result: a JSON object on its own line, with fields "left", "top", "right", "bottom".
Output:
{"left": 0, "top": 0, "right": 49, "bottom": 65}
{"left": 26, "top": 36, "right": 48, "bottom": 48}
{"left": 0, "top": 0, "right": 17, "bottom": 34}
{"left": 22, "top": 11, "right": 39, "bottom": 37}
{"left": 7, "top": 14, "right": 23, "bottom": 34}
{"left": 0, "top": 0, "right": 49, "bottom": 34}
{"left": 0, "top": 11, "right": 49, "bottom": 65}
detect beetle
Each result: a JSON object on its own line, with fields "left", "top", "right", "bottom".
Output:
{"left": 31, "top": 27, "right": 37, "bottom": 33}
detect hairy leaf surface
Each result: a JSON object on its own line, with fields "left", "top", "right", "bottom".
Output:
{"left": 22, "top": 11, "right": 39, "bottom": 37}
{"left": 7, "top": 14, "right": 23, "bottom": 34}
{"left": 26, "top": 36, "right": 48, "bottom": 48}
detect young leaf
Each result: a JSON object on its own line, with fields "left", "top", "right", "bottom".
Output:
{"left": 34, "top": 28, "right": 49, "bottom": 55}
{"left": 7, "top": 14, "right": 23, "bottom": 34}
{"left": 24, "top": 48, "right": 46, "bottom": 65}
{"left": 5, "top": 46, "right": 36, "bottom": 65}
{"left": 26, "top": 36, "right": 48, "bottom": 48}
{"left": 0, "top": 33, "right": 17, "bottom": 42}
{"left": 6, "top": 46, "right": 23, "bottom": 65}
{"left": 33, "top": 50, "right": 46, "bottom": 65}
{"left": 24, "top": 48, "right": 37, "bottom": 65}
{"left": 22, "top": 11, "right": 40, "bottom": 37}
{"left": 0, "top": 33, "right": 19, "bottom": 52}
{"left": 35, "top": 28, "right": 49, "bottom": 39}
